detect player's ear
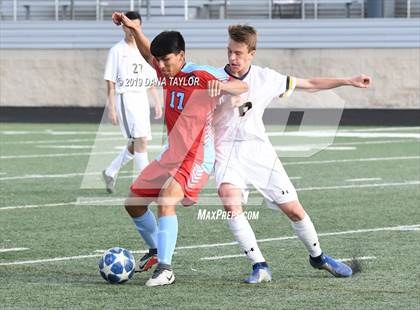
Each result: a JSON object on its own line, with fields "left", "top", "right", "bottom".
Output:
{"left": 250, "top": 50, "right": 256, "bottom": 58}
{"left": 178, "top": 50, "right": 185, "bottom": 61}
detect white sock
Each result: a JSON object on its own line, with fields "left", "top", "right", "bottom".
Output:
{"left": 227, "top": 212, "right": 265, "bottom": 264}
{"left": 105, "top": 148, "right": 134, "bottom": 178}
{"left": 291, "top": 212, "right": 322, "bottom": 257}
{"left": 135, "top": 152, "right": 149, "bottom": 174}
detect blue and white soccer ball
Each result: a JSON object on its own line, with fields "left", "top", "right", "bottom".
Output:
{"left": 98, "top": 247, "right": 136, "bottom": 284}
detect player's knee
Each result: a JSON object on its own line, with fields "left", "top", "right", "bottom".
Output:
{"left": 133, "top": 138, "right": 147, "bottom": 152}
{"left": 218, "top": 184, "right": 242, "bottom": 209}
{"left": 279, "top": 200, "right": 305, "bottom": 221}
{"left": 124, "top": 198, "right": 148, "bottom": 218}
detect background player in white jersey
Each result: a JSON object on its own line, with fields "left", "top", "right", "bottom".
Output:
{"left": 102, "top": 11, "right": 162, "bottom": 193}
{"left": 213, "top": 25, "right": 372, "bottom": 283}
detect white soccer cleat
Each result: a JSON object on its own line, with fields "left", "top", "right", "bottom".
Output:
{"left": 145, "top": 266, "right": 175, "bottom": 287}
{"left": 102, "top": 170, "right": 116, "bottom": 194}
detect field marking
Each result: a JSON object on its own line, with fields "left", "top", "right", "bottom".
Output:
{"left": 0, "top": 130, "right": 165, "bottom": 136}
{"left": 0, "top": 145, "right": 164, "bottom": 159}
{"left": 297, "top": 180, "right": 420, "bottom": 192}
{"left": 268, "top": 131, "right": 420, "bottom": 139}
{"left": 1, "top": 180, "right": 419, "bottom": 211}
{"left": 0, "top": 224, "right": 417, "bottom": 266}
{"left": 0, "top": 155, "right": 417, "bottom": 181}
{"left": 283, "top": 155, "right": 420, "bottom": 166}
{"left": 0, "top": 248, "right": 29, "bottom": 253}
{"left": 349, "top": 127, "right": 419, "bottom": 132}
{"left": 345, "top": 178, "right": 382, "bottom": 182}
{"left": 36, "top": 145, "right": 93, "bottom": 149}
{"left": 2, "top": 138, "right": 416, "bottom": 147}
{"left": 200, "top": 254, "right": 377, "bottom": 262}
{"left": 200, "top": 254, "right": 245, "bottom": 261}
{"left": 274, "top": 146, "right": 356, "bottom": 152}
{"left": 337, "top": 256, "right": 377, "bottom": 263}
{"left": 0, "top": 170, "right": 137, "bottom": 181}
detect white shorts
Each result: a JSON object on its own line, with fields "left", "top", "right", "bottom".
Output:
{"left": 116, "top": 92, "right": 152, "bottom": 140}
{"left": 214, "top": 140, "right": 298, "bottom": 209}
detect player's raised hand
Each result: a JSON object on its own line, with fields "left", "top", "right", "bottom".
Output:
{"left": 111, "top": 12, "right": 123, "bottom": 25}
{"left": 112, "top": 12, "right": 139, "bottom": 30}
{"left": 350, "top": 75, "right": 372, "bottom": 88}
{"left": 207, "top": 80, "right": 224, "bottom": 97}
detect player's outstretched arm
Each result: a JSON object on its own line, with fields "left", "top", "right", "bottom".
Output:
{"left": 296, "top": 74, "right": 372, "bottom": 92}
{"left": 207, "top": 79, "right": 248, "bottom": 97}
{"left": 112, "top": 12, "right": 153, "bottom": 65}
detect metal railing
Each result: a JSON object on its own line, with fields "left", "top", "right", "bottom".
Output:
{"left": 1, "top": 0, "right": 418, "bottom": 21}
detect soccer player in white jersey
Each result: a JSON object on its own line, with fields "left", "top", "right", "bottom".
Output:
{"left": 213, "top": 25, "right": 372, "bottom": 283}
{"left": 102, "top": 11, "right": 162, "bottom": 193}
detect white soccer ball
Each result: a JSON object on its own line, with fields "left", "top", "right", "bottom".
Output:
{"left": 98, "top": 247, "right": 136, "bottom": 284}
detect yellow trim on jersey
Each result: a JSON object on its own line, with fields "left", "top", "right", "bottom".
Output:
{"left": 280, "top": 76, "right": 296, "bottom": 98}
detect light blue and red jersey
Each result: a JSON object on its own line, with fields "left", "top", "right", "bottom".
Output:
{"left": 130, "top": 60, "right": 228, "bottom": 204}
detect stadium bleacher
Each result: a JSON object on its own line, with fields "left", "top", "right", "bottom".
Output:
{"left": 0, "top": 0, "right": 419, "bottom": 21}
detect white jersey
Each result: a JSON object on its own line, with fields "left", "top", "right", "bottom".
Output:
{"left": 214, "top": 65, "right": 296, "bottom": 143}
{"left": 104, "top": 39, "right": 157, "bottom": 94}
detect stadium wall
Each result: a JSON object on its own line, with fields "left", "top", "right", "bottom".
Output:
{"left": 1, "top": 48, "right": 419, "bottom": 109}
{"left": 0, "top": 19, "right": 419, "bottom": 120}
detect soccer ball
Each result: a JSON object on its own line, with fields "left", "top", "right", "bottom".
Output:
{"left": 98, "top": 247, "right": 136, "bottom": 284}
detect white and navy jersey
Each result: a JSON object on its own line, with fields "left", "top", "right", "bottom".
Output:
{"left": 104, "top": 39, "right": 157, "bottom": 94}
{"left": 213, "top": 64, "right": 296, "bottom": 143}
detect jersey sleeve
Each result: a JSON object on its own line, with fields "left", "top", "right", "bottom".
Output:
{"left": 264, "top": 68, "right": 296, "bottom": 98}
{"left": 104, "top": 47, "right": 118, "bottom": 82}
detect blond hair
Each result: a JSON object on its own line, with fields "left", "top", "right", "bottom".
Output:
{"left": 228, "top": 24, "right": 257, "bottom": 52}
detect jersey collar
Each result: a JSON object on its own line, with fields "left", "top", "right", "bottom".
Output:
{"left": 224, "top": 64, "right": 251, "bottom": 80}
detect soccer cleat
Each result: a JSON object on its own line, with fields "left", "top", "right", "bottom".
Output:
{"left": 145, "top": 264, "right": 175, "bottom": 287}
{"left": 309, "top": 253, "right": 353, "bottom": 277}
{"left": 135, "top": 250, "right": 158, "bottom": 273}
{"left": 102, "top": 170, "right": 116, "bottom": 193}
{"left": 243, "top": 262, "right": 272, "bottom": 284}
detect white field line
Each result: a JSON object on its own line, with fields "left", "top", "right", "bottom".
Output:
{"left": 337, "top": 256, "right": 377, "bottom": 263}
{"left": 0, "top": 248, "right": 29, "bottom": 253}
{"left": 282, "top": 155, "right": 420, "bottom": 166}
{"left": 296, "top": 180, "right": 420, "bottom": 192}
{"left": 187, "top": 180, "right": 420, "bottom": 197}
{"left": 345, "top": 178, "right": 382, "bottom": 182}
{"left": 348, "top": 127, "right": 420, "bottom": 132}
{"left": 200, "top": 254, "right": 378, "bottom": 262}
{"left": 200, "top": 254, "right": 245, "bottom": 261}
{"left": 0, "top": 146, "right": 167, "bottom": 160}
{"left": 273, "top": 145, "right": 356, "bottom": 152}
{"left": 2, "top": 138, "right": 416, "bottom": 147}
{"left": 267, "top": 132, "right": 420, "bottom": 139}
{"left": 0, "top": 225, "right": 417, "bottom": 266}
{"left": 2, "top": 128, "right": 418, "bottom": 136}
{"left": 0, "top": 155, "right": 417, "bottom": 181}
{"left": 0, "top": 170, "right": 136, "bottom": 181}
{"left": 1, "top": 180, "right": 419, "bottom": 211}
{"left": 0, "top": 130, "right": 165, "bottom": 136}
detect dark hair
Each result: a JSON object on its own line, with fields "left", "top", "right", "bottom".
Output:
{"left": 150, "top": 31, "right": 185, "bottom": 58}
{"left": 125, "top": 11, "right": 142, "bottom": 24}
